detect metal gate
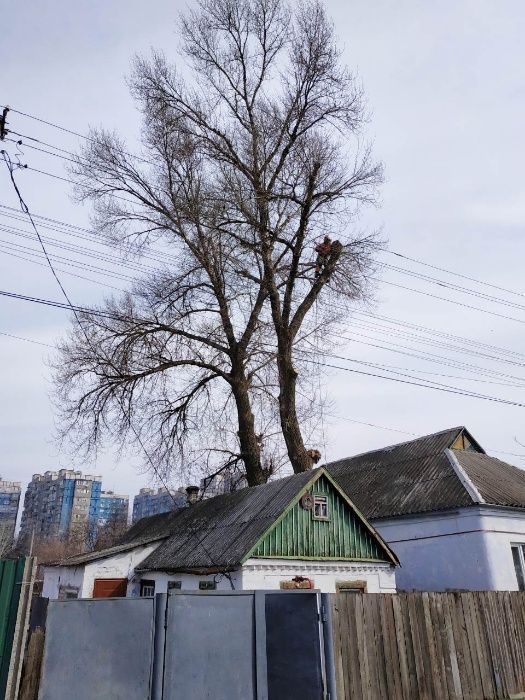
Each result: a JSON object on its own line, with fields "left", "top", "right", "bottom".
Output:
{"left": 38, "top": 597, "right": 157, "bottom": 700}
{"left": 38, "top": 590, "right": 336, "bottom": 699}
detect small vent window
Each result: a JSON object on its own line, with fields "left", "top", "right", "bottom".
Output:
{"left": 168, "top": 581, "right": 182, "bottom": 590}
{"left": 199, "top": 580, "right": 216, "bottom": 590}
{"left": 312, "top": 495, "right": 329, "bottom": 520}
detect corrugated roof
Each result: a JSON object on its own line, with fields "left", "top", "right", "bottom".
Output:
{"left": 454, "top": 451, "right": 525, "bottom": 509}
{"left": 326, "top": 426, "right": 480, "bottom": 519}
{"left": 137, "top": 471, "right": 316, "bottom": 572}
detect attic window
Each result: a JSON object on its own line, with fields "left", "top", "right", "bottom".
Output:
{"left": 312, "top": 494, "right": 329, "bottom": 521}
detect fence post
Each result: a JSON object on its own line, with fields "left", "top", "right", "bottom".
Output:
{"left": 151, "top": 593, "right": 167, "bottom": 700}
{"left": 321, "top": 593, "right": 338, "bottom": 700}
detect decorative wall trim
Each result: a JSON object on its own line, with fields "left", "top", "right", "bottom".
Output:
{"left": 242, "top": 559, "right": 392, "bottom": 574}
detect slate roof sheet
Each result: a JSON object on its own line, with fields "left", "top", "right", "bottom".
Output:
{"left": 454, "top": 451, "right": 525, "bottom": 508}
{"left": 326, "top": 427, "right": 474, "bottom": 519}
{"left": 136, "top": 470, "right": 315, "bottom": 572}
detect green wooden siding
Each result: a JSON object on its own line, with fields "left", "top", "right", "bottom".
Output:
{"left": 0, "top": 557, "right": 25, "bottom": 697}
{"left": 249, "top": 474, "right": 389, "bottom": 562}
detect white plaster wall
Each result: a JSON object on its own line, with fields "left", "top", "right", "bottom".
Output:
{"left": 240, "top": 558, "right": 396, "bottom": 593}
{"left": 478, "top": 508, "right": 525, "bottom": 591}
{"left": 81, "top": 543, "right": 160, "bottom": 597}
{"left": 373, "top": 508, "right": 502, "bottom": 591}
{"left": 41, "top": 565, "right": 84, "bottom": 599}
{"left": 133, "top": 570, "right": 243, "bottom": 595}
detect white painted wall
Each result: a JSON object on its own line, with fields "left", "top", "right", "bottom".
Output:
{"left": 41, "top": 565, "right": 84, "bottom": 599}
{"left": 134, "top": 570, "right": 243, "bottom": 595}
{"left": 82, "top": 543, "right": 160, "bottom": 597}
{"left": 41, "top": 542, "right": 161, "bottom": 599}
{"left": 374, "top": 506, "right": 525, "bottom": 591}
{"left": 478, "top": 508, "right": 525, "bottom": 591}
{"left": 240, "top": 558, "right": 396, "bottom": 593}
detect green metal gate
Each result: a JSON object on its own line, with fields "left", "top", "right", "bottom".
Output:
{"left": 0, "top": 558, "right": 26, "bottom": 697}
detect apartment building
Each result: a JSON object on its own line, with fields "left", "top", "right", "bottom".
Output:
{"left": 20, "top": 470, "right": 103, "bottom": 541}
{"left": 200, "top": 470, "right": 247, "bottom": 498}
{"left": 132, "top": 487, "right": 186, "bottom": 523}
{"left": 0, "top": 479, "right": 21, "bottom": 552}
{"left": 98, "top": 491, "right": 129, "bottom": 527}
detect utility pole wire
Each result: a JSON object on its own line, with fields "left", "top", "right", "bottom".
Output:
{"left": 1, "top": 146, "right": 234, "bottom": 584}
{"left": 0, "top": 149, "right": 183, "bottom": 511}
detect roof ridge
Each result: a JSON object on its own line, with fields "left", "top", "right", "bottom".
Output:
{"left": 325, "top": 426, "right": 465, "bottom": 468}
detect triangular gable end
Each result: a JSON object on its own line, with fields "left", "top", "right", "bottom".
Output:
{"left": 450, "top": 428, "right": 485, "bottom": 454}
{"left": 242, "top": 468, "right": 398, "bottom": 566}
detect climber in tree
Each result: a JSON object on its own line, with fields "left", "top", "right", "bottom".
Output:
{"left": 314, "top": 236, "right": 333, "bottom": 278}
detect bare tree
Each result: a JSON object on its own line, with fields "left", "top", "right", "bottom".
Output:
{"left": 55, "top": 0, "right": 381, "bottom": 484}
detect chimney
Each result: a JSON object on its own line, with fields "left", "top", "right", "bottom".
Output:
{"left": 185, "top": 485, "right": 199, "bottom": 505}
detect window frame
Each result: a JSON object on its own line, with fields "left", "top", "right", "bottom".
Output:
{"left": 167, "top": 580, "right": 182, "bottom": 591}
{"left": 511, "top": 543, "right": 525, "bottom": 591}
{"left": 311, "top": 493, "right": 330, "bottom": 521}
{"left": 140, "top": 579, "right": 156, "bottom": 597}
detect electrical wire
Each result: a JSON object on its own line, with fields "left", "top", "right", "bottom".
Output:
{"left": 384, "top": 249, "right": 525, "bottom": 300}
{"left": 1, "top": 153, "right": 185, "bottom": 518}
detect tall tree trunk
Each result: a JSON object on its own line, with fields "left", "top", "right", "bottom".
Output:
{"left": 277, "top": 343, "right": 314, "bottom": 473}
{"left": 231, "top": 376, "right": 266, "bottom": 486}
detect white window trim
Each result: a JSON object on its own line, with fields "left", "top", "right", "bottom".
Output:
{"left": 312, "top": 493, "right": 330, "bottom": 521}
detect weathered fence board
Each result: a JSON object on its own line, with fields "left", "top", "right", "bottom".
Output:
{"left": 332, "top": 591, "right": 525, "bottom": 700}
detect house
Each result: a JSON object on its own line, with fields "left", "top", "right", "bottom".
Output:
{"left": 326, "top": 426, "right": 525, "bottom": 592}
{"left": 41, "top": 468, "right": 398, "bottom": 598}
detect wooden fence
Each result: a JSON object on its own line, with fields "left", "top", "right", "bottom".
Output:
{"left": 331, "top": 591, "right": 525, "bottom": 700}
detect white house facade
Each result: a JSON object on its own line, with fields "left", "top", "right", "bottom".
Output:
{"left": 42, "top": 468, "right": 399, "bottom": 598}
{"left": 327, "top": 426, "right": 525, "bottom": 592}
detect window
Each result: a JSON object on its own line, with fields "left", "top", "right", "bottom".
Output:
{"left": 511, "top": 545, "right": 525, "bottom": 591}
{"left": 312, "top": 494, "right": 329, "bottom": 520}
{"left": 336, "top": 580, "right": 367, "bottom": 594}
{"left": 140, "top": 579, "right": 156, "bottom": 597}
{"left": 199, "top": 580, "right": 216, "bottom": 590}
{"left": 167, "top": 581, "right": 182, "bottom": 591}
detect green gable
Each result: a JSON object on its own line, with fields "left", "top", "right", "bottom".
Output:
{"left": 244, "top": 473, "right": 393, "bottom": 563}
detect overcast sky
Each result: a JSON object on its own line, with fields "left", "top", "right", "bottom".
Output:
{"left": 1, "top": 0, "right": 525, "bottom": 506}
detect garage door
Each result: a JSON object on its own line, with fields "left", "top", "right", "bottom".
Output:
{"left": 92, "top": 578, "right": 127, "bottom": 598}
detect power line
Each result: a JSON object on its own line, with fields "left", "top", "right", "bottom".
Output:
{"left": 3, "top": 199, "right": 521, "bottom": 362}
{"left": 369, "top": 277, "right": 525, "bottom": 325}
{"left": 352, "top": 310, "right": 525, "bottom": 362}
{"left": 384, "top": 249, "right": 525, "bottom": 300}
{"left": 1, "top": 155, "right": 184, "bottom": 512}
{"left": 302, "top": 357, "right": 525, "bottom": 408}
{"left": 1, "top": 151, "right": 80, "bottom": 314}
{"left": 1, "top": 106, "right": 154, "bottom": 165}
{"left": 380, "top": 261, "right": 525, "bottom": 312}
{"left": 2, "top": 286, "right": 524, "bottom": 408}
{"left": 0, "top": 246, "right": 126, "bottom": 292}
{"left": 5, "top": 105, "right": 525, "bottom": 306}
{"left": 0, "top": 330, "right": 53, "bottom": 348}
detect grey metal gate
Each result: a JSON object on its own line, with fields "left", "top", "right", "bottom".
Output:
{"left": 162, "top": 591, "right": 257, "bottom": 699}
{"left": 38, "top": 597, "right": 157, "bottom": 700}
{"left": 38, "top": 590, "right": 336, "bottom": 700}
